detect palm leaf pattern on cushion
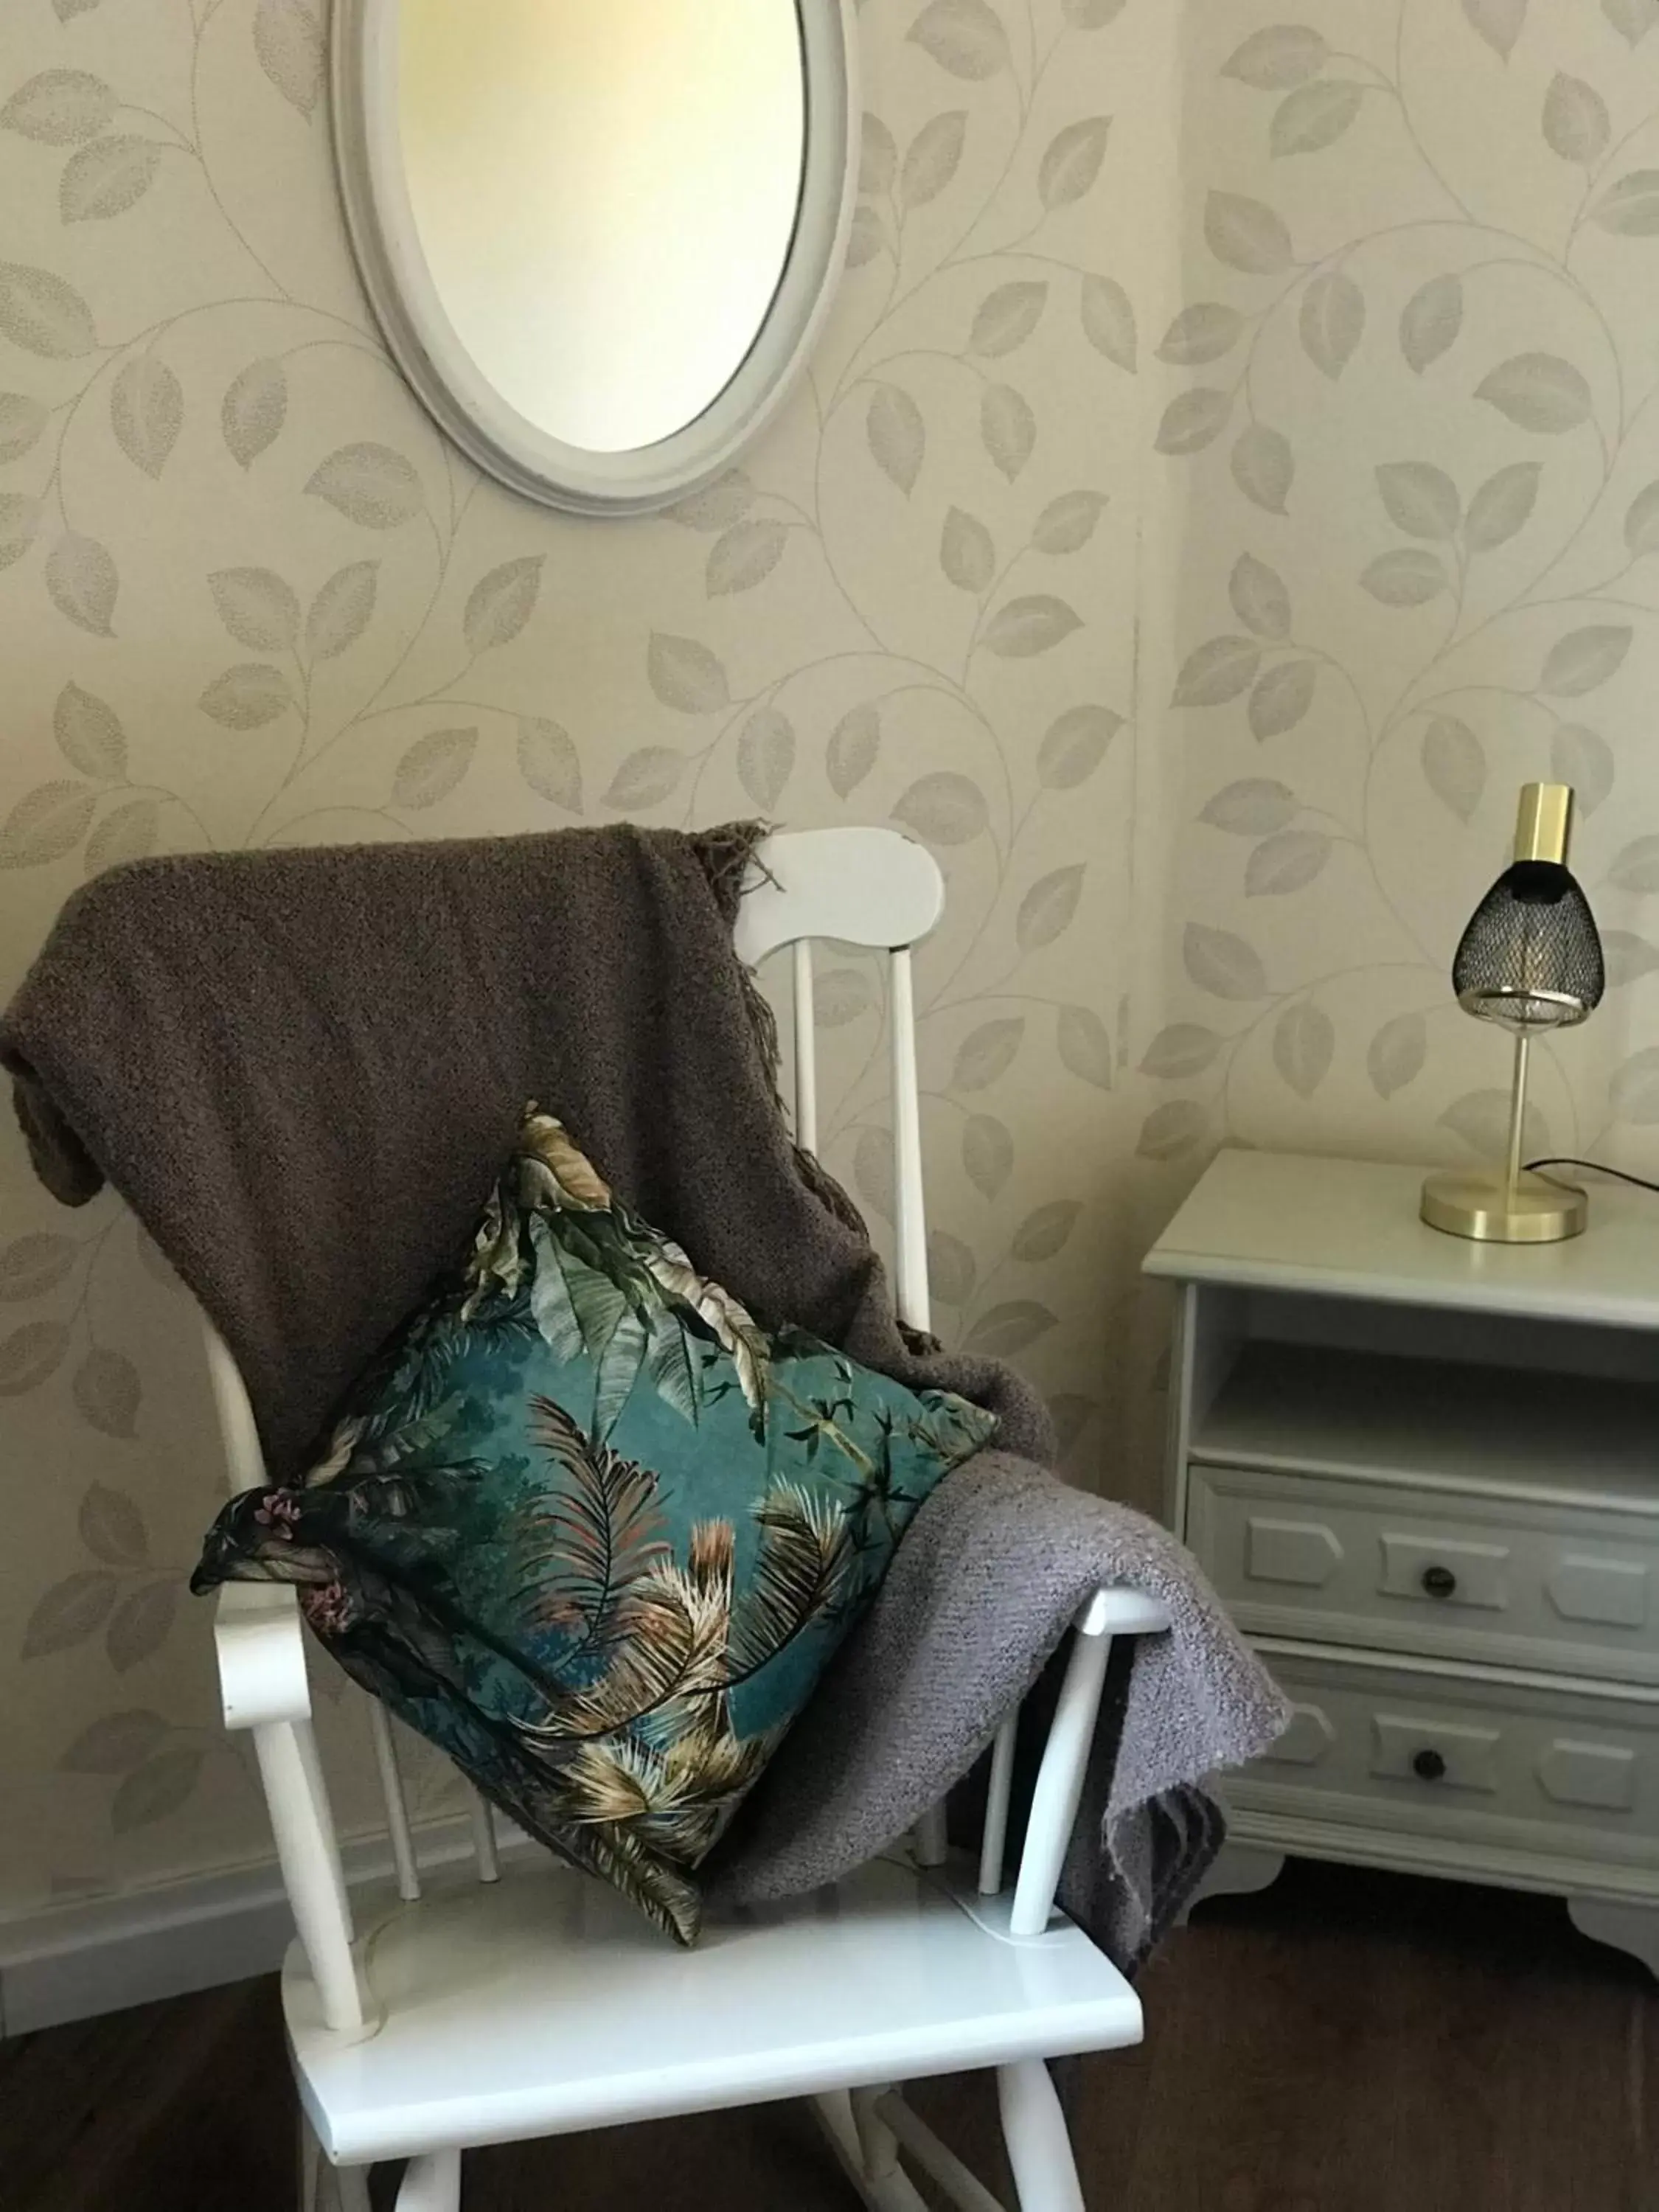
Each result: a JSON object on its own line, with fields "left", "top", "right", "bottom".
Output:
{"left": 193, "top": 1103, "right": 997, "bottom": 1947}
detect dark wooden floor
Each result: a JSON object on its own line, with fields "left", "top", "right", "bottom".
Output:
{"left": 7, "top": 1863, "right": 1657, "bottom": 2211}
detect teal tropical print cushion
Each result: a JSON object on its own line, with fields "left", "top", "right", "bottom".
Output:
{"left": 192, "top": 1106, "right": 995, "bottom": 1944}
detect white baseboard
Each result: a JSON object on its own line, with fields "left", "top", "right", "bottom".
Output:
{"left": 0, "top": 1813, "right": 534, "bottom": 2037}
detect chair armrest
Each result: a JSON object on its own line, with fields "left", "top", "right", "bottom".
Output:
{"left": 1077, "top": 1586, "right": 1171, "bottom": 1638}
{"left": 214, "top": 1580, "right": 313, "bottom": 1731}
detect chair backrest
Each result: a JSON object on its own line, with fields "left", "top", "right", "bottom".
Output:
{"left": 206, "top": 824, "right": 949, "bottom": 1943}
{"left": 737, "top": 827, "right": 945, "bottom": 1333}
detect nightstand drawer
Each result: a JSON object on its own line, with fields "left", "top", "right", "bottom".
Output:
{"left": 1230, "top": 1645, "right": 1659, "bottom": 1877}
{"left": 1189, "top": 1464, "right": 1659, "bottom": 1686}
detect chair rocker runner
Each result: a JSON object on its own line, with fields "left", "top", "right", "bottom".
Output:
{"left": 207, "top": 827, "right": 1172, "bottom": 2212}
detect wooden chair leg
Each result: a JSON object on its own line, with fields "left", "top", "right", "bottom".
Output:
{"left": 996, "top": 2059, "right": 1085, "bottom": 2212}
{"left": 299, "top": 2107, "right": 321, "bottom": 2212}
{"left": 395, "top": 2148, "right": 463, "bottom": 2211}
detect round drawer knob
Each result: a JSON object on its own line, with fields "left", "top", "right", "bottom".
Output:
{"left": 1421, "top": 1564, "right": 1458, "bottom": 1599}
{"left": 1412, "top": 1748, "right": 1447, "bottom": 1783}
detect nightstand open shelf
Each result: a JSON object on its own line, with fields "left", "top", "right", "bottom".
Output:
{"left": 1147, "top": 1149, "right": 1659, "bottom": 1981}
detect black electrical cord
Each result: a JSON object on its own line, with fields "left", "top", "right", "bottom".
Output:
{"left": 1525, "top": 1156, "right": 1659, "bottom": 1196}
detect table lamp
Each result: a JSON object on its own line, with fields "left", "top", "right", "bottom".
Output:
{"left": 1420, "top": 782, "right": 1604, "bottom": 1245}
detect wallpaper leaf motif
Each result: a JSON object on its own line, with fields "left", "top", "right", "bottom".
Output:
{"left": 1273, "top": 999, "right": 1334, "bottom": 1098}
{"left": 602, "top": 748, "right": 686, "bottom": 810}
{"left": 1464, "top": 462, "right": 1540, "bottom": 552}
{"left": 0, "top": 782, "right": 97, "bottom": 867}
{"left": 826, "top": 703, "right": 880, "bottom": 797}
{"left": 222, "top": 357, "right": 288, "bottom": 469}
{"left": 1079, "top": 274, "right": 1137, "bottom": 369}
{"left": 1221, "top": 26, "right": 1329, "bottom": 88}
{"left": 462, "top": 555, "right": 544, "bottom": 653}
{"left": 1057, "top": 1004, "right": 1114, "bottom": 1089}
{"left": 1368, "top": 1012, "right": 1427, "bottom": 1101}
{"left": 1016, "top": 863, "right": 1084, "bottom": 948}
{"left": 706, "top": 519, "right": 787, "bottom": 597}
{"left": 0, "top": 392, "right": 49, "bottom": 462}
{"left": 867, "top": 382, "right": 926, "bottom": 493}
{"left": 1245, "top": 829, "right": 1328, "bottom": 897}
{"left": 85, "top": 798, "right": 159, "bottom": 876}
{"left": 1399, "top": 274, "right": 1463, "bottom": 375}
{"left": 1551, "top": 725, "right": 1613, "bottom": 813}
{"left": 1542, "top": 74, "right": 1610, "bottom": 167}
{"left": 1422, "top": 717, "right": 1486, "bottom": 822}
{"left": 517, "top": 717, "right": 583, "bottom": 814}
{"left": 906, "top": 0, "right": 1010, "bottom": 83}
{"left": 1538, "top": 625, "right": 1631, "bottom": 697}
{"left": 1158, "top": 302, "right": 1244, "bottom": 365}
{"left": 60, "top": 135, "right": 161, "bottom": 224}
{"left": 900, "top": 109, "right": 967, "bottom": 208}
{"left": 0, "top": 261, "right": 97, "bottom": 355}
{"left": 736, "top": 707, "right": 796, "bottom": 810}
{"left": 0, "top": 1234, "right": 78, "bottom": 1299}
{"left": 1270, "top": 80, "right": 1364, "bottom": 158}
{"left": 1230, "top": 424, "right": 1293, "bottom": 512}
{"left": 0, "top": 493, "right": 41, "bottom": 572}
{"left": 1590, "top": 170, "right": 1659, "bottom": 234}
{"left": 1, "top": 71, "right": 116, "bottom": 144}
{"left": 968, "top": 280, "right": 1048, "bottom": 358}
{"left": 199, "top": 664, "right": 292, "bottom": 729}
{"left": 1462, "top": 0, "right": 1528, "bottom": 63}
{"left": 111, "top": 358, "right": 183, "bottom": 480}
{"left": 305, "top": 561, "right": 379, "bottom": 661}
{"left": 23, "top": 1572, "right": 116, "bottom": 1660}
{"left": 1204, "top": 191, "right": 1293, "bottom": 274}
{"left": 980, "top": 381, "right": 1036, "bottom": 477}
{"left": 46, "top": 533, "right": 119, "bottom": 636}
{"left": 951, "top": 1016, "right": 1024, "bottom": 1090}
{"left": 392, "top": 727, "right": 478, "bottom": 810}
{"left": 1299, "top": 270, "right": 1363, "bottom": 380}
{"left": 1201, "top": 779, "right": 1297, "bottom": 834}
{"left": 894, "top": 770, "right": 990, "bottom": 844}
{"left": 253, "top": 0, "right": 325, "bottom": 119}
{"left": 1229, "top": 553, "right": 1290, "bottom": 639}
{"left": 1474, "top": 355, "right": 1592, "bottom": 435}
{"left": 305, "top": 442, "right": 425, "bottom": 529}
{"left": 1039, "top": 117, "right": 1112, "bottom": 208}
{"left": 980, "top": 594, "right": 1080, "bottom": 657}
{"left": 1184, "top": 922, "right": 1267, "bottom": 1000}
{"left": 210, "top": 568, "right": 301, "bottom": 654}
{"left": 962, "top": 1113, "right": 1013, "bottom": 1198}
{"left": 1037, "top": 703, "right": 1119, "bottom": 785}
{"left": 647, "top": 632, "right": 730, "bottom": 713}
{"left": 1247, "top": 658, "right": 1315, "bottom": 740}
{"left": 0, "top": 1320, "right": 71, "bottom": 1390}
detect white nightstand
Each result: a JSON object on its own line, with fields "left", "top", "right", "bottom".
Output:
{"left": 1146, "top": 1149, "right": 1659, "bottom": 1980}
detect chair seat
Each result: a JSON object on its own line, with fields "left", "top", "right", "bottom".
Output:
{"left": 288, "top": 1852, "right": 1144, "bottom": 2166}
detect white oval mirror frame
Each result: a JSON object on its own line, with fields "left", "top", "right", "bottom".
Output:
{"left": 332, "top": 0, "right": 858, "bottom": 519}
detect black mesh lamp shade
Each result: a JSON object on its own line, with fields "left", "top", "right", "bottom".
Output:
{"left": 1421, "top": 783, "right": 1604, "bottom": 1244}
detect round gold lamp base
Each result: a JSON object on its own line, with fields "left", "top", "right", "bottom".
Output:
{"left": 1420, "top": 1169, "right": 1587, "bottom": 1245}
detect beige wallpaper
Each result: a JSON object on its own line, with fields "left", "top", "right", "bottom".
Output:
{"left": 7, "top": 0, "right": 1658, "bottom": 1934}
{"left": 0, "top": 0, "right": 1169, "bottom": 1918}
{"left": 1150, "top": 0, "right": 1659, "bottom": 1181}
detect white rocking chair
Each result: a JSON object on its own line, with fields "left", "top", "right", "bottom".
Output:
{"left": 206, "top": 827, "right": 1171, "bottom": 2212}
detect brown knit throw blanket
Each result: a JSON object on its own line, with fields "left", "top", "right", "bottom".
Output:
{"left": 1, "top": 823, "right": 1049, "bottom": 1481}
{"left": 3, "top": 823, "right": 1286, "bottom": 1966}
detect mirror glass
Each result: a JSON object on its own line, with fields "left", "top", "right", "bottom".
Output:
{"left": 396, "top": 0, "right": 808, "bottom": 456}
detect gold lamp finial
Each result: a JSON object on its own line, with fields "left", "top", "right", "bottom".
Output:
{"left": 1513, "top": 782, "right": 1573, "bottom": 867}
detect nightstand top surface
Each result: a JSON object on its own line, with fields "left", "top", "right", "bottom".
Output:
{"left": 1144, "top": 1149, "right": 1659, "bottom": 1329}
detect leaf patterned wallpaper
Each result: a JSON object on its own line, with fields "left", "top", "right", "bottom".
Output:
{"left": 1152, "top": 0, "right": 1659, "bottom": 1180}
{"left": 0, "top": 0, "right": 1166, "bottom": 1916}
{"left": 4, "top": 0, "right": 1658, "bottom": 1929}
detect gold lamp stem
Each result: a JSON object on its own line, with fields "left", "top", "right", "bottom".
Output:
{"left": 1503, "top": 1031, "right": 1530, "bottom": 1203}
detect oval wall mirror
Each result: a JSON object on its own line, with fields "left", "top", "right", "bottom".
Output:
{"left": 333, "top": 0, "right": 857, "bottom": 517}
